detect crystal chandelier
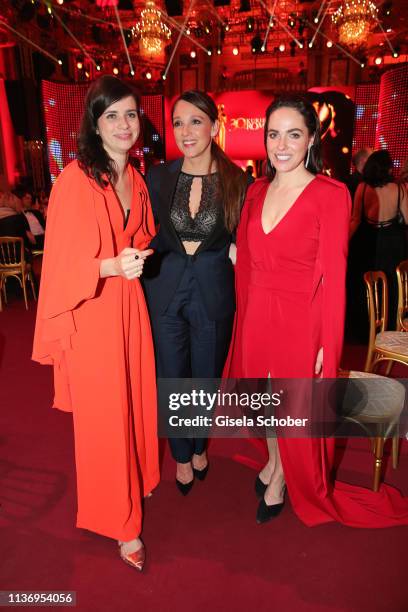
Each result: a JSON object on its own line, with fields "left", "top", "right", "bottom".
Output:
{"left": 134, "top": 1, "right": 171, "bottom": 57}
{"left": 332, "top": 0, "right": 378, "bottom": 47}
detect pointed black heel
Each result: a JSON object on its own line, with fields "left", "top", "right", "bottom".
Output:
{"left": 256, "top": 487, "right": 286, "bottom": 524}
{"left": 255, "top": 475, "right": 268, "bottom": 499}
{"left": 192, "top": 464, "right": 209, "bottom": 481}
{"left": 175, "top": 478, "right": 194, "bottom": 496}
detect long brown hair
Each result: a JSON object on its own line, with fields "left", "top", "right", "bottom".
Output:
{"left": 264, "top": 95, "right": 323, "bottom": 180}
{"left": 172, "top": 90, "right": 246, "bottom": 233}
{"left": 77, "top": 76, "right": 140, "bottom": 188}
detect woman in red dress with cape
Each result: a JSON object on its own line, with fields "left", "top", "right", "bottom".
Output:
{"left": 224, "top": 96, "right": 408, "bottom": 528}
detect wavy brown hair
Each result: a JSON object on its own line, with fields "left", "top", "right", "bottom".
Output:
{"left": 77, "top": 76, "right": 140, "bottom": 188}
{"left": 264, "top": 95, "right": 323, "bottom": 180}
{"left": 172, "top": 90, "right": 246, "bottom": 233}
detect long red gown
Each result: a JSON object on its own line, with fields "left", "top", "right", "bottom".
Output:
{"left": 33, "top": 161, "right": 159, "bottom": 541}
{"left": 224, "top": 175, "right": 408, "bottom": 528}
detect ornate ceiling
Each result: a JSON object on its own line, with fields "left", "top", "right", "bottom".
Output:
{"left": 0, "top": 1, "right": 406, "bottom": 81}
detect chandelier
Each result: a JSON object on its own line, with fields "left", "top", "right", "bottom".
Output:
{"left": 134, "top": 1, "right": 171, "bottom": 57}
{"left": 332, "top": 0, "right": 378, "bottom": 47}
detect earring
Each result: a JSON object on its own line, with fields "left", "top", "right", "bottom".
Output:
{"left": 305, "top": 144, "right": 312, "bottom": 168}
{"left": 95, "top": 128, "right": 99, "bottom": 135}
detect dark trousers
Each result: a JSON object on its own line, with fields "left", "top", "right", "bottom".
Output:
{"left": 150, "top": 257, "right": 234, "bottom": 463}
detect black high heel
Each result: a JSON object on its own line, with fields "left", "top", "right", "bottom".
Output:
{"left": 256, "top": 488, "right": 286, "bottom": 524}
{"left": 192, "top": 464, "right": 209, "bottom": 481}
{"left": 255, "top": 475, "right": 268, "bottom": 499}
{"left": 175, "top": 478, "right": 194, "bottom": 496}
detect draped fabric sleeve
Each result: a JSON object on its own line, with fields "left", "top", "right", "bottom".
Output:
{"left": 319, "top": 181, "right": 351, "bottom": 377}
{"left": 32, "top": 162, "right": 101, "bottom": 367}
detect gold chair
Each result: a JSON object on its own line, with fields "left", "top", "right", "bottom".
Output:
{"left": 339, "top": 370, "right": 405, "bottom": 492}
{"left": 363, "top": 270, "right": 408, "bottom": 372}
{"left": 0, "top": 236, "right": 37, "bottom": 310}
{"left": 396, "top": 259, "right": 408, "bottom": 331}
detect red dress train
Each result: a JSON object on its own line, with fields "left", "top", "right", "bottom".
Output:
{"left": 224, "top": 175, "right": 408, "bottom": 528}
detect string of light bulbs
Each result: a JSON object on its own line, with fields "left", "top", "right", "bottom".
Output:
{"left": 309, "top": 0, "right": 332, "bottom": 48}
{"left": 162, "top": 0, "right": 195, "bottom": 81}
{"left": 113, "top": 5, "right": 135, "bottom": 75}
{"left": 262, "top": 0, "right": 278, "bottom": 52}
{"left": 0, "top": 18, "right": 62, "bottom": 65}
{"left": 47, "top": 2, "right": 98, "bottom": 68}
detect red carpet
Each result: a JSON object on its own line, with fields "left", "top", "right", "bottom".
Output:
{"left": 1, "top": 295, "right": 407, "bottom": 612}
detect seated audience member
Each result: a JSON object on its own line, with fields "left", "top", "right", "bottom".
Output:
{"left": 21, "top": 190, "right": 46, "bottom": 250}
{"left": 38, "top": 191, "right": 49, "bottom": 219}
{"left": 0, "top": 192, "right": 36, "bottom": 253}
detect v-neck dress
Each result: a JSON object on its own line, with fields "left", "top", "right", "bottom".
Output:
{"left": 33, "top": 161, "right": 159, "bottom": 541}
{"left": 224, "top": 175, "right": 408, "bottom": 528}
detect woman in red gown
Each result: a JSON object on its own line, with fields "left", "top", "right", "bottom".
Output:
{"left": 224, "top": 95, "right": 408, "bottom": 528}
{"left": 33, "top": 77, "right": 159, "bottom": 568}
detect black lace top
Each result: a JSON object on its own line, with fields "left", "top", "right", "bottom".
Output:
{"left": 170, "top": 171, "right": 221, "bottom": 242}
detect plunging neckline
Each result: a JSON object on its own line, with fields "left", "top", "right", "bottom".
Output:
{"left": 110, "top": 164, "right": 134, "bottom": 230}
{"left": 260, "top": 176, "right": 317, "bottom": 236}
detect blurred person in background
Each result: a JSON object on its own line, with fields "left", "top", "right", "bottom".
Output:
{"left": 0, "top": 192, "right": 35, "bottom": 252}
{"left": 349, "top": 150, "right": 408, "bottom": 336}
{"left": 20, "top": 190, "right": 46, "bottom": 250}
{"left": 345, "top": 148, "right": 373, "bottom": 202}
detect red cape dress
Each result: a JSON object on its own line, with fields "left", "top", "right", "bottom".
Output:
{"left": 224, "top": 175, "right": 408, "bottom": 528}
{"left": 32, "top": 161, "right": 159, "bottom": 540}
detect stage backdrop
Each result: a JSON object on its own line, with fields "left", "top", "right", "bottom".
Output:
{"left": 351, "top": 65, "right": 408, "bottom": 176}
{"left": 41, "top": 81, "right": 165, "bottom": 182}
{"left": 375, "top": 65, "right": 408, "bottom": 174}
{"left": 165, "top": 88, "right": 356, "bottom": 181}
{"left": 352, "top": 83, "right": 380, "bottom": 163}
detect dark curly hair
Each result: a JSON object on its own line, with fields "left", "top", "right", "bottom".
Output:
{"left": 172, "top": 90, "right": 246, "bottom": 233}
{"left": 77, "top": 76, "right": 140, "bottom": 188}
{"left": 363, "top": 150, "right": 393, "bottom": 187}
{"left": 263, "top": 95, "right": 323, "bottom": 180}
